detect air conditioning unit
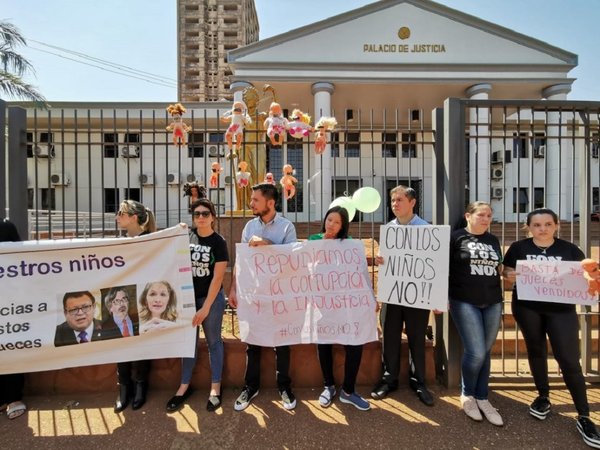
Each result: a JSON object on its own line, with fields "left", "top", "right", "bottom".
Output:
{"left": 50, "top": 173, "right": 70, "bottom": 186}
{"left": 186, "top": 174, "right": 196, "bottom": 183}
{"left": 208, "top": 145, "right": 219, "bottom": 157}
{"left": 167, "top": 173, "right": 180, "bottom": 185}
{"left": 534, "top": 145, "right": 546, "bottom": 158}
{"left": 34, "top": 144, "right": 55, "bottom": 158}
{"left": 121, "top": 145, "right": 140, "bottom": 158}
{"left": 224, "top": 175, "right": 233, "bottom": 186}
{"left": 139, "top": 174, "right": 154, "bottom": 185}
{"left": 491, "top": 188, "right": 503, "bottom": 199}
{"left": 492, "top": 168, "right": 504, "bottom": 179}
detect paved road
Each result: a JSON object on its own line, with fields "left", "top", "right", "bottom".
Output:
{"left": 1, "top": 382, "right": 598, "bottom": 449}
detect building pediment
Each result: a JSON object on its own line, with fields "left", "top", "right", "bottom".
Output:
{"left": 229, "top": 0, "right": 576, "bottom": 76}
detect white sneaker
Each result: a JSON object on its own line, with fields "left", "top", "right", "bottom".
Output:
{"left": 476, "top": 399, "right": 503, "bottom": 426}
{"left": 460, "top": 395, "right": 483, "bottom": 422}
{"left": 319, "top": 386, "right": 336, "bottom": 408}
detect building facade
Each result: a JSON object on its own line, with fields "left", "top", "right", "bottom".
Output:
{"left": 177, "top": 0, "right": 259, "bottom": 102}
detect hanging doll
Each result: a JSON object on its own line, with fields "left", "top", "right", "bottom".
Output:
{"left": 221, "top": 101, "right": 251, "bottom": 160}
{"left": 182, "top": 181, "right": 207, "bottom": 213}
{"left": 263, "top": 102, "right": 289, "bottom": 147}
{"left": 280, "top": 164, "right": 298, "bottom": 200}
{"left": 287, "top": 109, "right": 312, "bottom": 139}
{"left": 210, "top": 162, "right": 223, "bottom": 188}
{"left": 263, "top": 172, "right": 276, "bottom": 185}
{"left": 236, "top": 161, "right": 252, "bottom": 189}
{"left": 314, "top": 116, "right": 338, "bottom": 154}
{"left": 581, "top": 258, "right": 600, "bottom": 296}
{"left": 166, "top": 103, "right": 192, "bottom": 147}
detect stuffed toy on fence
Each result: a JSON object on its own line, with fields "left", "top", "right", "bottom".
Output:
{"left": 581, "top": 258, "right": 600, "bottom": 296}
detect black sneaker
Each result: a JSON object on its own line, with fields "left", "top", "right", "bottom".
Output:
{"left": 577, "top": 416, "right": 600, "bottom": 449}
{"left": 234, "top": 386, "right": 258, "bottom": 412}
{"left": 529, "top": 396, "right": 551, "bottom": 420}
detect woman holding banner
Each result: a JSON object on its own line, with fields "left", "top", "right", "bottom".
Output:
{"left": 308, "top": 206, "right": 371, "bottom": 411}
{"left": 0, "top": 219, "right": 27, "bottom": 420}
{"left": 503, "top": 208, "right": 600, "bottom": 448}
{"left": 166, "top": 197, "right": 228, "bottom": 413}
{"left": 113, "top": 200, "right": 157, "bottom": 413}
{"left": 448, "top": 201, "right": 503, "bottom": 426}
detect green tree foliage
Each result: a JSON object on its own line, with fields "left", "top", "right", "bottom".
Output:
{"left": 0, "top": 21, "right": 46, "bottom": 103}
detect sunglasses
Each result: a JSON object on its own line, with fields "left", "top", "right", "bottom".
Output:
{"left": 116, "top": 210, "right": 131, "bottom": 217}
{"left": 193, "top": 211, "right": 211, "bottom": 218}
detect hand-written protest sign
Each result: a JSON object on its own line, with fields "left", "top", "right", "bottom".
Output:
{"left": 516, "top": 260, "right": 596, "bottom": 305}
{"left": 377, "top": 225, "right": 450, "bottom": 311}
{"left": 235, "top": 240, "right": 378, "bottom": 347}
{"left": 0, "top": 226, "right": 196, "bottom": 375}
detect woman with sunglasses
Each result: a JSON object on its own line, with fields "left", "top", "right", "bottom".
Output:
{"left": 113, "top": 200, "right": 157, "bottom": 413}
{"left": 166, "top": 197, "right": 228, "bottom": 412}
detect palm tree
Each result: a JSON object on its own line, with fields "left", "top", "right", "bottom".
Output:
{"left": 0, "top": 20, "right": 46, "bottom": 103}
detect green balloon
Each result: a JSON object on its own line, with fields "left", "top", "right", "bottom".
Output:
{"left": 328, "top": 196, "right": 356, "bottom": 221}
{"left": 352, "top": 187, "right": 381, "bottom": 213}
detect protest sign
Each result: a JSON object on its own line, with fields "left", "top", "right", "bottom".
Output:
{"left": 0, "top": 225, "right": 196, "bottom": 374}
{"left": 377, "top": 225, "right": 450, "bottom": 311}
{"left": 235, "top": 239, "right": 378, "bottom": 347}
{"left": 516, "top": 260, "right": 596, "bottom": 305}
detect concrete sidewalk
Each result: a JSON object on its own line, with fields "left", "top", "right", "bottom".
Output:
{"left": 1, "top": 382, "right": 598, "bottom": 449}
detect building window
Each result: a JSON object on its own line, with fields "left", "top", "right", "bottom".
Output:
{"left": 401, "top": 132, "right": 416, "bottom": 158}
{"left": 104, "top": 133, "right": 118, "bottom": 158}
{"left": 330, "top": 132, "right": 340, "bottom": 157}
{"left": 332, "top": 178, "right": 360, "bottom": 222}
{"left": 210, "top": 188, "right": 225, "bottom": 215}
{"left": 188, "top": 132, "right": 204, "bottom": 158}
{"left": 345, "top": 132, "right": 360, "bottom": 158}
{"left": 382, "top": 132, "right": 397, "bottom": 157}
{"left": 534, "top": 187, "right": 544, "bottom": 209}
{"left": 592, "top": 133, "right": 599, "bottom": 159}
{"left": 532, "top": 133, "right": 546, "bottom": 157}
{"left": 268, "top": 146, "right": 303, "bottom": 213}
{"left": 513, "top": 187, "right": 528, "bottom": 214}
{"left": 104, "top": 188, "right": 119, "bottom": 213}
{"left": 513, "top": 132, "right": 528, "bottom": 158}
{"left": 26, "top": 132, "right": 33, "bottom": 157}
{"left": 41, "top": 188, "right": 56, "bottom": 210}
{"left": 124, "top": 188, "right": 140, "bottom": 203}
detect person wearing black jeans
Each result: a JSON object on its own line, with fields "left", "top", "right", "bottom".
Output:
{"left": 503, "top": 208, "right": 600, "bottom": 449}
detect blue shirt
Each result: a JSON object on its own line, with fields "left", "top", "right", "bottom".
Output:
{"left": 116, "top": 316, "right": 134, "bottom": 336}
{"left": 241, "top": 213, "right": 297, "bottom": 245}
{"left": 389, "top": 214, "right": 429, "bottom": 226}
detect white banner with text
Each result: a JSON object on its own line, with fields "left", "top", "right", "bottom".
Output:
{"left": 0, "top": 226, "right": 196, "bottom": 374}
{"left": 235, "top": 240, "right": 378, "bottom": 346}
{"left": 377, "top": 225, "right": 450, "bottom": 311}
{"left": 516, "top": 260, "right": 596, "bottom": 305}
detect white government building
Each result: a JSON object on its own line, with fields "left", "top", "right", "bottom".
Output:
{"left": 17, "top": 0, "right": 599, "bottom": 227}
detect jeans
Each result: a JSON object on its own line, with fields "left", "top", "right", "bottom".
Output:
{"left": 181, "top": 290, "right": 225, "bottom": 384}
{"left": 449, "top": 299, "right": 502, "bottom": 400}
{"left": 512, "top": 301, "right": 589, "bottom": 416}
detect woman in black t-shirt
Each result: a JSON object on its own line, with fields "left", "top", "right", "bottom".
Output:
{"left": 503, "top": 208, "right": 600, "bottom": 448}
{"left": 165, "top": 197, "right": 229, "bottom": 413}
{"left": 449, "top": 201, "right": 503, "bottom": 426}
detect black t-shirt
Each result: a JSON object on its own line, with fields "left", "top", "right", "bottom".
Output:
{"left": 503, "top": 237, "right": 584, "bottom": 312}
{"left": 449, "top": 228, "right": 503, "bottom": 306}
{"left": 189, "top": 230, "right": 229, "bottom": 300}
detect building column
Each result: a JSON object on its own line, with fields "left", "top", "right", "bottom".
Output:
{"left": 230, "top": 81, "right": 252, "bottom": 103}
{"left": 543, "top": 84, "right": 572, "bottom": 219}
{"left": 311, "top": 81, "right": 335, "bottom": 220}
{"left": 465, "top": 83, "right": 492, "bottom": 203}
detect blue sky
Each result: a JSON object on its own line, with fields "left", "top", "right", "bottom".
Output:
{"left": 2, "top": 0, "right": 599, "bottom": 102}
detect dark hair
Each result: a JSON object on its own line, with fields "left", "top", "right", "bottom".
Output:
{"left": 390, "top": 185, "right": 417, "bottom": 202}
{"left": 63, "top": 291, "right": 95, "bottom": 309}
{"left": 321, "top": 206, "right": 350, "bottom": 240}
{"left": 103, "top": 286, "right": 129, "bottom": 310}
{"left": 190, "top": 198, "right": 218, "bottom": 229}
{"left": 526, "top": 208, "right": 558, "bottom": 226}
{"left": 0, "top": 219, "right": 21, "bottom": 242}
{"left": 252, "top": 183, "right": 279, "bottom": 203}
